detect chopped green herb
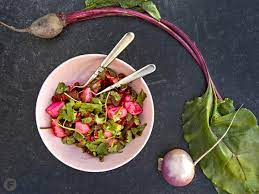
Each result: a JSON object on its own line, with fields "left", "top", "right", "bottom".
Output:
{"left": 133, "top": 116, "right": 140, "bottom": 125}
{"left": 131, "top": 123, "right": 147, "bottom": 136}
{"left": 82, "top": 117, "right": 92, "bottom": 124}
{"left": 55, "top": 82, "right": 68, "bottom": 94}
{"left": 62, "top": 136, "right": 76, "bottom": 145}
{"left": 136, "top": 89, "right": 147, "bottom": 106}
{"left": 95, "top": 114, "right": 106, "bottom": 124}
{"left": 80, "top": 103, "right": 103, "bottom": 115}
{"left": 126, "top": 130, "right": 133, "bottom": 143}
{"left": 110, "top": 91, "right": 121, "bottom": 102}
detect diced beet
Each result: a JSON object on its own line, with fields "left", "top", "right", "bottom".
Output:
{"left": 51, "top": 120, "right": 66, "bottom": 138}
{"left": 104, "top": 131, "right": 113, "bottom": 138}
{"left": 124, "top": 101, "right": 143, "bottom": 115}
{"left": 91, "top": 80, "right": 103, "bottom": 93}
{"left": 46, "top": 101, "right": 65, "bottom": 118}
{"left": 68, "top": 82, "right": 80, "bottom": 91}
{"left": 105, "top": 71, "right": 119, "bottom": 84}
{"left": 67, "top": 90, "right": 80, "bottom": 100}
{"left": 51, "top": 93, "right": 66, "bottom": 102}
{"left": 80, "top": 87, "right": 93, "bottom": 102}
{"left": 108, "top": 139, "right": 118, "bottom": 146}
{"left": 108, "top": 107, "right": 127, "bottom": 120}
{"left": 124, "top": 95, "right": 131, "bottom": 102}
{"left": 75, "top": 121, "right": 90, "bottom": 134}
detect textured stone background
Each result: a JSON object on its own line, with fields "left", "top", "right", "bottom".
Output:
{"left": 0, "top": 0, "right": 259, "bottom": 193}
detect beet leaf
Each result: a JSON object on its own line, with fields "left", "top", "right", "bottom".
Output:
{"left": 182, "top": 84, "right": 259, "bottom": 194}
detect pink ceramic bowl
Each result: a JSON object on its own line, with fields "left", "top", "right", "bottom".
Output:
{"left": 35, "top": 54, "right": 154, "bottom": 172}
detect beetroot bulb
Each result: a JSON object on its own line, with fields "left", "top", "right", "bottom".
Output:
{"left": 0, "top": 7, "right": 221, "bottom": 98}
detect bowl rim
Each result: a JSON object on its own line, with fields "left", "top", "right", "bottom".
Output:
{"left": 35, "top": 54, "right": 154, "bottom": 172}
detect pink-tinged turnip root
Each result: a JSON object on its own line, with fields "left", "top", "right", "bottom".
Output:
{"left": 158, "top": 105, "right": 242, "bottom": 187}
{"left": 0, "top": 8, "right": 221, "bottom": 98}
{"left": 45, "top": 101, "right": 64, "bottom": 118}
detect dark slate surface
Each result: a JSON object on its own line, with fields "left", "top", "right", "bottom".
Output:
{"left": 0, "top": 0, "right": 259, "bottom": 193}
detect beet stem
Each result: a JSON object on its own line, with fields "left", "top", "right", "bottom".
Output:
{"left": 0, "top": 21, "right": 29, "bottom": 33}
{"left": 63, "top": 8, "right": 222, "bottom": 99}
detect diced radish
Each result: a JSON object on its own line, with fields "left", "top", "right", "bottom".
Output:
{"left": 104, "top": 131, "right": 113, "bottom": 138}
{"left": 75, "top": 121, "right": 90, "bottom": 134}
{"left": 108, "top": 139, "right": 118, "bottom": 146}
{"left": 124, "top": 101, "right": 143, "bottom": 115}
{"left": 46, "top": 101, "right": 65, "bottom": 118}
{"left": 108, "top": 107, "right": 127, "bottom": 120}
{"left": 80, "top": 87, "right": 93, "bottom": 102}
{"left": 51, "top": 120, "right": 66, "bottom": 138}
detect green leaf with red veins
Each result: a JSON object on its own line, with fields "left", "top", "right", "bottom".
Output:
{"left": 55, "top": 82, "right": 68, "bottom": 94}
{"left": 136, "top": 89, "right": 147, "bottom": 106}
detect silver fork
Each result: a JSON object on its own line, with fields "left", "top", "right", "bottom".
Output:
{"left": 74, "top": 32, "right": 135, "bottom": 89}
{"left": 96, "top": 64, "right": 156, "bottom": 95}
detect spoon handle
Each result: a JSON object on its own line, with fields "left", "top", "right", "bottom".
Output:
{"left": 96, "top": 64, "right": 156, "bottom": 95}
{"left": 84, "top": 32, "right": 135, "bottom": 86}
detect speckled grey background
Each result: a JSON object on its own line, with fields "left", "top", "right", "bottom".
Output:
{"left": 0, "top": 0, "right": 259, "bottom": 193}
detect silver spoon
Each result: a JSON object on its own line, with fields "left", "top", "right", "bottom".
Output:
{"left": 96, "top": 64, "right": 156, "bottom": 95}
{"left": 74, "top": 32, "right": 135, "bottom": 89}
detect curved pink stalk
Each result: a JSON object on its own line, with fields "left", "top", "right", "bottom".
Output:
{"left": 63, "top": 8, "right": 222, "bottom": 99}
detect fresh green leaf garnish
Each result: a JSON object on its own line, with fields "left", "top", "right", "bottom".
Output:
{"left": 74, "top": 101, "right": 82, "bottom": 109}
{"left": 126, "top": 113, "right": 133, "bottom": 122}
{"left": 131, "top": 124, "right": 147, "bottom": 136}
{"left": 55, "top": 82, "right": 68, "bottom": 94}
{"left": 126, "top": 130, "right": 133, "bottom": 143}
{"left": 183, "top": 85, "right": 259, "bottom": 194}
{"left": 108, "top": 141, "right": 124, "bottom": 153}
{"left": 112, "top": 107, "right": 123, "bottom": 122}
{"left": 110, "top": 91, "right": 121, "bottom": 102}
{"left": 96, "top": 142, "right": 109, "bottom": 156}
{"left": 85, "top": 0, "right": 161, "bottom": 20}
{"left": 79, "top": 102, "right": 103, "bottom": 115}
{"left": 92, "top": 97, "right": 102, "bottom": 104}
{"left": 82, "top": 117, "right": 93, "bottom": 124}
{"left": 95, "top": 114, "right": 106, "bottom": 124}
{"left": 133, "top": 115, "right": 140, "bottom": 125}
{"left": 57, "top": 100, "right": 76, "bottom": 122}
{"left": 136, "top": 89, "right": 147, "bottom": 106}
{"left": 141, "top": 1, "right": 161, "bottom": 21}
{"left": 62, "top": 136, "right": 76, "bottom": 145}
